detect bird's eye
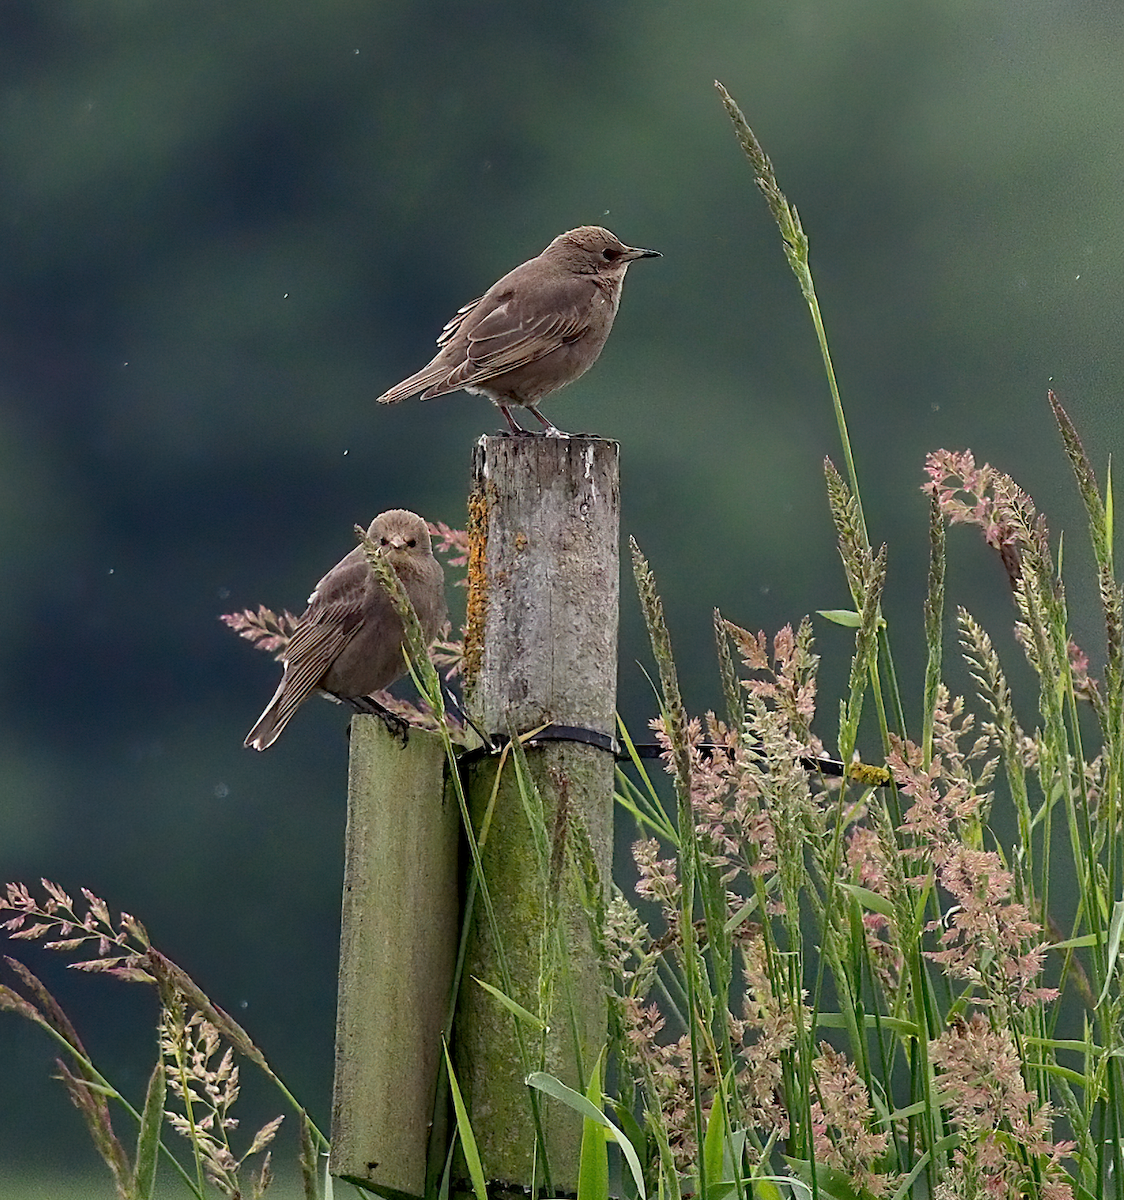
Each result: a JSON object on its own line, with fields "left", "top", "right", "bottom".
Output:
{"left": 407, "top": 538, "right": 417, "bottom": 548}
{"left": 601, "top": 247, "right": 621, "bottom": 262}
{"left": 379, "top": 536, "right": 389, "bottom": 546}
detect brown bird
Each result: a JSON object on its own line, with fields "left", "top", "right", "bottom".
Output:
{"left": 244, "top": 509, "right": 447, "bottom": 751}
{"left": 377, "top": 225, "right": 660, "bottom": 434}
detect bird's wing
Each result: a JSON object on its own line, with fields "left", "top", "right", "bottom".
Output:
{"left": 469, "top": 297, "right": 588, "bottom": 366}
{"left": 243, "top": 551, "right": 377, "bottom": 750}
{"left": 276, "top": 607, "right": 364, "bottom": 705}
{"left": 273, "top": 556, "right": 371, "bottom": 702}
{"left": 243, "top": 599, "right": 365, "bottom": 750}
{"left": 435, "top": 296, "right": 484, "bottom": 347}
{"left": 423, "top": 288, "right": 591, "bottom": 396}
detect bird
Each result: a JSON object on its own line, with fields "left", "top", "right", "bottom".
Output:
{"left": 244, "top": 509, "right": 447, "bottom": 751}
{"left": 376, "top": 225, "right": 660, "bottom": 435}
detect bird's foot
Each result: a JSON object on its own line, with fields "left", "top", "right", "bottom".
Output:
{"left": 525, "top": 406, "right": 571, "bottom": 437}
{"left": 499, "top": 405, "right": 571, "bottom": 437}
{"left": 347, "top": 695, "right": 411, "bottom": 747}
{"left": 379, "top": 709, "right": 411, "bottom": 746}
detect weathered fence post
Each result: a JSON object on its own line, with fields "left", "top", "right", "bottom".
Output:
{"left": 456, "top": 434, "right": 620, "bottom": 1192}
{"left": 330, "top": 717, "right": 459, "bottom": 1195}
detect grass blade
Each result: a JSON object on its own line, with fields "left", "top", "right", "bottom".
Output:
{"left": 445, "top": 1040, "right": 488, "bottom": 1200}
{"left": 132, "top": 1061, "right": 166, "bottom": 1200}
{"left": 527, "top": 1071, "right": 647, "bottom": 1200}
{"left": 578, "top": 1053, "right": 609, "bottom": 1200}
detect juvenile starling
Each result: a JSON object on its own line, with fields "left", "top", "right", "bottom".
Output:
{"left": 244, "top": 509, "right": 447, "bottom": 751}
{"left": 376, "top": 225, "right": 660, "bottom": 435}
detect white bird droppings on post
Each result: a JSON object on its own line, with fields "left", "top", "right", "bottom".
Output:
{"left": 583, "top": 444, "right": 599, "bottom": 505}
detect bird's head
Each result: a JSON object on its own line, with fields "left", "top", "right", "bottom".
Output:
{"left": 366, "top": 509, "right": 433, "bottom": 561}
{"left": 549, "top": 226, "right": 661, "bottom": 276}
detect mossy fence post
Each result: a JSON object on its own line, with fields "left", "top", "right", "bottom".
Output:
{"left": 330, "top": 434, "right": 618, "bottom": 1197}
{"left": 330, "top": 719, "right": 459, "bottom": 1195}
{"left": 456, "top": 434, "right": 619, "bottom": 1193}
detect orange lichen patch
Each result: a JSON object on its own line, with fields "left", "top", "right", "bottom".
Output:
{"left": 464, "top": 482, "right": 492, "bottom": 686}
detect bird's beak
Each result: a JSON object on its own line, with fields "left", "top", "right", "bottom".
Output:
{"left": 388, "top": 537, "right": 406, "bottom": 551}
{"left": 623, "top": 245, "right": 661, "bottom": 261}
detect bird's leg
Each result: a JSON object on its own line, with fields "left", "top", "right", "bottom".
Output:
{"left": 527, "top": 406, "right": 570, "bottom": 438}
{"left": 345, "top": 694, "right": 411, "bottom": 746}
{"left": 498, "top": 404, "right": 533, "bottom": 435}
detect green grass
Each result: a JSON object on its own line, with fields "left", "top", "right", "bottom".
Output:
{"left": 0, "top": 1171, "right": 317, "bottom": 1200}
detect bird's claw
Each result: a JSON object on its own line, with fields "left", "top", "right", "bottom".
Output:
{"left": 379, "top": 709, "right": 411, "bottom": 747}
{"left": 346, "top": 694, "right": 412, "bottom": 747}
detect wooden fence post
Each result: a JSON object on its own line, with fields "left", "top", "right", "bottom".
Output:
{"left": 456, "top": 435, "right": 620, "bottom": 1192}
{"left": 330, "top": 718, "right": 459, "bottom": 1196}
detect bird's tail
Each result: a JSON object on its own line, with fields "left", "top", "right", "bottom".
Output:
{"left": 376, "top": 367, "right": 448, "bottom": 405}
{"left": 244, "top": 679, "right": 300, "bottom": 751}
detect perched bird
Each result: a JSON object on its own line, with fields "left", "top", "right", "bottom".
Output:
{"left": 244, "top": 509, "right": 447, "bottom": 751}
{"left": 377, "top": 225, "right": 660, "bottom": 435}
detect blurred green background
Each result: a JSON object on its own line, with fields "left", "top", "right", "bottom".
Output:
{"left": 3, "top": 0, "right": 1123, "bottom": 1187}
